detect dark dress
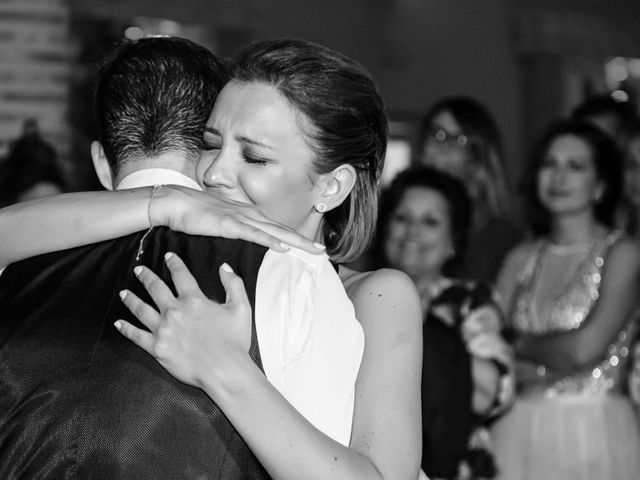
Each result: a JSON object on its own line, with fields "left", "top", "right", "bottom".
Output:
{"left": 0, "top": 227, "right": 271, "bottom": 480}
{"left": 421, "top": 280, "right": 514, "bottom": 480}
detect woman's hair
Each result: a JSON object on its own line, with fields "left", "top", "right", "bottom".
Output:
{"left": 231, "top": 38, "right": 388, "bottom": 263}
{"left": 373, "top": 165, "right": 473, "bottom": 274}
{"left": 520, "top": 118, "right": 622, "bottom": 235}
{"left": 416, "top": 96, "right": 511, "bottom": 220}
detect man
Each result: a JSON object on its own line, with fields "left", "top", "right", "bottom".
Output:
{"left": 0, "top": 37, "right": 363, "bottom": 479}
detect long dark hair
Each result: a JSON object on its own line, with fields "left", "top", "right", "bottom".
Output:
{"left": 520, "top": 119, "right": 622, "bottom": 235}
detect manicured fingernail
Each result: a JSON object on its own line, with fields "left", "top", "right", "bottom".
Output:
{"left": 279, "top": 242, "right": 291, "bottom": 250}
{"left": 114, "top": 321, "right": 122, "bottom": 330}
{"left": 133, "top": 266, "right": 143, "bottom": 276}
{"left": 221, "top": 262, "right": 233, "bottom": 272}
{"left": 164, "top": 252, "right": 173, "bottom": 261}
{"left": 314, "top": 242, "right": 326, "bottom": 250}
{"left": 119, "top": 290, "right": 127, "bottom": 300}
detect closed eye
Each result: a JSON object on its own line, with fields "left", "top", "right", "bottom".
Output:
{"left": 201, "top": 140, "right": 221, "bottom": 152}
{"left": 242, "top": 152, "right": 269, "bottom": 166}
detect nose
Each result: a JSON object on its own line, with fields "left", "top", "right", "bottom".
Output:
{"left": 405, "top": 219, "right": 423, "bottom": 238}
{"left": 201, "top": 148, "right": 234, "bottom": 190}
{"left": 549, "top": 165, "right": 568, "bottom": 186}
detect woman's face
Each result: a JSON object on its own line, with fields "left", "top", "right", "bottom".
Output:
{"left": 537, "top": 134, "right": 602, "bottom": 217}
{"left": 383, "top": 186, "right": 454, "bottom": 281}
{"left": 197, "top": 81, "right": 324, "bottom": 239}
{"left": 421, "top": 109, "right": 479, "bottom": 198}
{"left": 624, "top": 136, "right": 640, "bottom": 208}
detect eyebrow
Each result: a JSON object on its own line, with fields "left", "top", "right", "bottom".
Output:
{"left": 204, "top": 126, "right": 275, "bottom": 150}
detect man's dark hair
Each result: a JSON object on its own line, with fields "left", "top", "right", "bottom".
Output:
{"left": 94, "top": 36, "right": 229, "bottom": 176}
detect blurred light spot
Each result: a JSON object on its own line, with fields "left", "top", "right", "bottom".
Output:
{"left": 124, "top": 26, "right": 144, "bottom": 40}
{"left": 159, "top": 20, "right": 180, "bottom": 36}
{"left": 612, "top": 90, "right": 629, "bottom": 102}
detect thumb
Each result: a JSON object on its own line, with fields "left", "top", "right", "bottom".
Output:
{"left": 219, "top": 263, "right": 250, "bottom": 308}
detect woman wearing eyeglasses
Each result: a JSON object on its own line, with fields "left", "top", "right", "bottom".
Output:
{"left": 416, "top": 97, "right": 521, "bottom": 283}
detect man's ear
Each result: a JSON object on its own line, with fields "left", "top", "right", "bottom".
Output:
{"left": 91, "top": 141, "right": 114, "bottom": 191}
{"left": 317, "top": 164, "right": 357, "bottom": 212}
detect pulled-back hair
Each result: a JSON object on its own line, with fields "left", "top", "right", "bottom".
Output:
{"left": 231, "top": 38, "right": 388, "bottom": 263}
{"left": 94, "top": 36, "right": 229, "bottom": 176}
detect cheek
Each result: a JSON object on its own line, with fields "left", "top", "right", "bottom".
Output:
{"left": 577, "top": 174, "right": 599, "bottom": 198}
{"left": 536, "top": 172, "right": 549, "bottom": 196}
{"left": 195, "top": 155, "right": 210, "bottom": 185}
{"left": 241, "top": 172, "right": 313, "bottom": 226}
{"left": 430, "top": 230, "right": 453, "bottom": 258}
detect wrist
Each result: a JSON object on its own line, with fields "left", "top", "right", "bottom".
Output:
{"left": 148, "top": 185, "right": 180, "bottom": 229}
{"left": 200, "top": 352, "right": 262, "bottom": 403}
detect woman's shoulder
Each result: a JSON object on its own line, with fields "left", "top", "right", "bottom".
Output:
{"left": 601, "top": 232, "right": 640, "bottom": 270}
{"left": 340, "top": 266, "right": 418, "bottom": 303}
{"left": 339, "top": 266, "right": 422, "bottom": 329}
{"left": 499, "top": 239, "right": 539, "bottom": 272}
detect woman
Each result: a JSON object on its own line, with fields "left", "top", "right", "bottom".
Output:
{"left": 492, "top": 119, "right": 640, "bottom": 479}
{"left": 374, "top": 165, "right": 513, "bottom": 480}
{"left": 0, "top": 39, "right": 422, "bottom": 480}
{"left": 616, "top": 118, "right": 640, "bottom": 237}
{"left": 416, "top": 97, "right": 520, "bottom": 283}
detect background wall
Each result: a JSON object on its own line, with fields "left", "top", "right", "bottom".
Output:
{"left": 1, "top": 0, "right": 640, "bottom": 189}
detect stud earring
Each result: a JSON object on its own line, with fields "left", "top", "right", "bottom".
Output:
{"left": 314, "top": 203, "right": 327, "bottom": 213}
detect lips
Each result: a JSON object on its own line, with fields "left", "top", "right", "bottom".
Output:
{"left": 546, "top": 189, "right": 571, "bottom": 197}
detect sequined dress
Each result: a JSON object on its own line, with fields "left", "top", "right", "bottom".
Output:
{"left": 491, "top": 232, "right": 640, "bottom": 480}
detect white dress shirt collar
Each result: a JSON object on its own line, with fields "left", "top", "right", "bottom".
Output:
{"left": 115, "top": 168, "right": 202, "bottom": 191}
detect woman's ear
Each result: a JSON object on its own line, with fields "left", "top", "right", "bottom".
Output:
{"left": 91, "top": 141, "right": 114, "bottom": 191}
{"left": 317, "top": 164, "right": 357, "bottom": 211}
{"left": 592, "top": 180, "right": 605, "bottom": 203}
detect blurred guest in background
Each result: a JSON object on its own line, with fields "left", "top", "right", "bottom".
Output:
{"left": 416, "top": 96, "right": 520, "bottom": 283}
{"left": 492, "top": 119, "right": 640, "bottom": 480}
{"left": 572, "top": 93, "right": 637, "bottom": 148}
{"left": 0, "top": 118, "right": 65, "bottom": 206}
{"left": 374, "top": 165, "right": 514, "bottom": 480}
{"left": 620, "top": 119, "right": 640, "bottom": 422}
{"left": 615, "top": 118, "right": 640, "bottom": 237}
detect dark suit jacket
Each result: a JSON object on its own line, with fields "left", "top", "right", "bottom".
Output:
{"left": 0, "top": 227, "right": 272, "bottom": 480}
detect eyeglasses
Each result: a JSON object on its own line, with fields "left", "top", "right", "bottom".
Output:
{"left": 426, "top": 127, "right": 478, "bottom": 148}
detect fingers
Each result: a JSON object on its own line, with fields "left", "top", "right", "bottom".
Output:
{"left": 119, "top": 289, "right": 160, "bottom": 332}
{"left": 133, "top": 265, "right": 176, "bottom": 311}
{"left": 243, "top": 218, "right": 326, "bottom": 254}
{"left": 114, "top": 319, "right": 155, "bottom": 354}
{"left": 221, "top": 216, "right": 292, "bottom": 253}
{"left": 163, "top": 252, "right": 202, "bottom": 297}
{"left": 219, "top": 263, "right": 250, "bottom": 307}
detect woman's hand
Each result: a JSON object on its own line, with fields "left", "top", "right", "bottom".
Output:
{"left": 150, "top": 186, "right": 325, "bottom": 255}
{"left": 115, "top": 252, "right": 252, "bottom": 389}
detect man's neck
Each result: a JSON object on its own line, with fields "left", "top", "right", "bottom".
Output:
{"left": 113, "top": 153, "right": 200, "bottom": 190}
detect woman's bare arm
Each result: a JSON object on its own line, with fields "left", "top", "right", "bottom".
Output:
{"left": 0, "top": 189, "right": 150, "bottom": 267}
{"left": 516, "top": 239, "right": 640, "bottom": 372}
{"left": 117, "top": 259, "right": 423, "bottom": 480}
{"left": 0, "top": 186, "right": 323, "bottom": 267}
